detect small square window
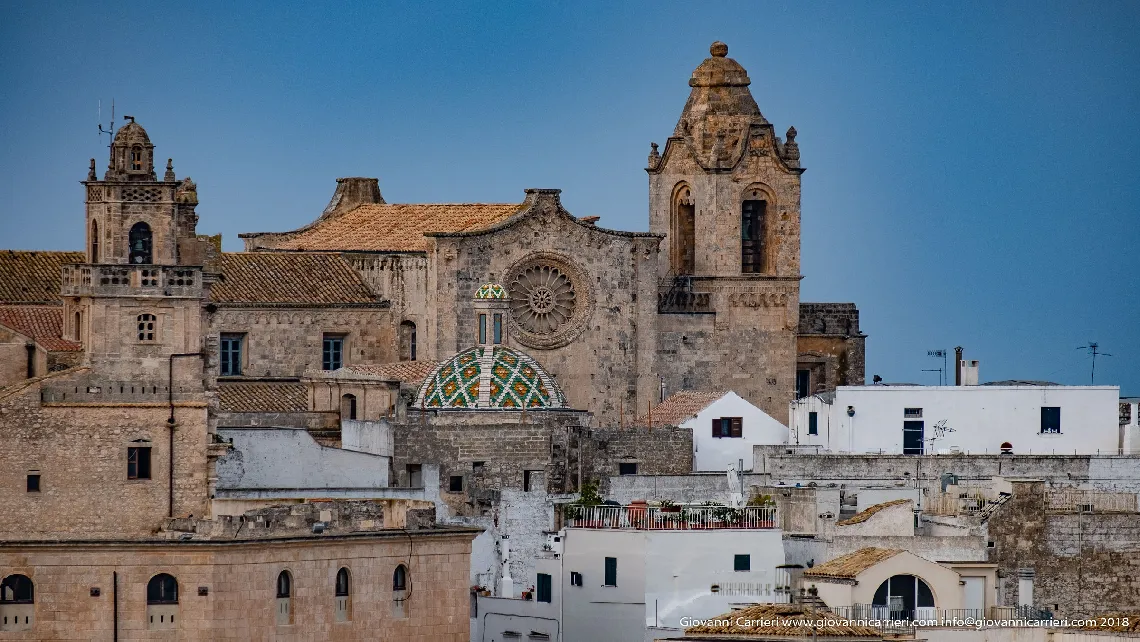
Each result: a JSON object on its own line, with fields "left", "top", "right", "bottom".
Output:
{"left": 618, "top": 462, "right": 638, "bottom": 476}
{"left": 128, "top": 447, "right": 152, "bottom": 480}
{"left": 734, "top": 554, "right": 750, "bottom": 572}
{"left": 1041, "top": 407, "right": 1061, "bottom": 434}
{"left": 26, "top": 474, "right": 40, "bottom": 492}
{"left": 904, "top": 408, "right": 923, "bottom": 419}
{"left": 449, "top": 475, "right": 464, "bottom": 492}
{"left": 473, "top": 461, "right": 485, "bottom": 471}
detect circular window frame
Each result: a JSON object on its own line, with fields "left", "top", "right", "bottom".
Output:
{"left": 505, "top": 252, "right": 593, "bottom": 350}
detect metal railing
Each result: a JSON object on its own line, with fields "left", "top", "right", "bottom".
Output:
{"left": 924, "top": 488, "right": 996, "bottom": 516}
{"left": 564, "top": 504, "right": 777, "bottom": 530}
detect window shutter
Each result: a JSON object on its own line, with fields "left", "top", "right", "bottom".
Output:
{"left": 731, "top": 417, "right": 743, "bottom": 438}
{"left": 712, "top": 418, "right": 719, "bottom": 438}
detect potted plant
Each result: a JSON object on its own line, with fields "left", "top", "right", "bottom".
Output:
{"left": 522, "top": 585, "right": 534, "bottom": 600}
{"left": 659, "top": 499, "right": 681, "bottom": 513}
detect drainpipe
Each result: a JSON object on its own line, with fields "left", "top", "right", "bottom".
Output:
{"left": 954, "top": 347, "right": 964, "bottom": 386}
{"left": 168, "top": 352, "right": 204, "bottom": 518}
{"left": 113, "top": 571, "right": 118, "bottom": 642}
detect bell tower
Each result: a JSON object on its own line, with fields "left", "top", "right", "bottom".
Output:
{"left": 648, "top": 42, "right": 804, "bottom": 420}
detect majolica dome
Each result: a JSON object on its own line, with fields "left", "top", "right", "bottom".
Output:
{"left": 475, "top": 283, "right": 508, "bottom": 299}
{"left": 415, "top": 345, "right": 566, "bottom": 409}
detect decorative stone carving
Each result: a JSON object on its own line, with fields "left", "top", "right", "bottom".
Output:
{"left": 505, "top": 252, "right": 593, "bottom": 350}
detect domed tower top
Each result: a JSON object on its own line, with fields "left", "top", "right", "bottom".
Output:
{"left": 674, "top": 41, "right": 768, "bottom": 140}
{"left": 106, "top": 116, "right": 157, "bottom": 181}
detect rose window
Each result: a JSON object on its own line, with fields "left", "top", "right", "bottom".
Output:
{"left": 510, "top": 265, "right": 576, "bottom": 336}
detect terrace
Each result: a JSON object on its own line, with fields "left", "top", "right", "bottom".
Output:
{"left": 564, "top": 504, "right": 778, "bottom": 530}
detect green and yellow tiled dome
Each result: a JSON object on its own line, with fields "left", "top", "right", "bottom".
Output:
{"left": 416, "top": 345, "right": 566, "bottom": 409}
{"left": 474, "top": 283, "right": 508, "bottom": 299}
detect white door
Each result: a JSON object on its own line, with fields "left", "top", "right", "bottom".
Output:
{"left": 962, "top": 576, "right": 985, "bottom": 613}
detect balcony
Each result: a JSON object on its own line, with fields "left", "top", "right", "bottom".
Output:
{"left": 564, "top": 504, "right": 777, "bottom": 530}
{"left": 61, "top": 264, "right": 203, "bottom": 298}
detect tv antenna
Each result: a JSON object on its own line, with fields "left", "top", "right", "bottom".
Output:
{"left": 926, "top": 349, "right": 948, "bottom": 385}
{"left": 1076, "top": 342, "right": 1111, "bottom": 384}
{"left": 98, "top": 99, "right": 116, "bottom": 150}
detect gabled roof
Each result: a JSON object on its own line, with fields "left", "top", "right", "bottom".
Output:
{"left": 212, "top": 253, "right": 377, "bottom": 305}
{"left": 636, "top": 390, "right": 728, "bottom": 427}
{"left": 0, "top": 251, "right": 84, "bottom": 304}
{"left": 218, "top": 380, "right": 308, "bottom": 413}
{"left": 256, "top": 203, "right": 525, "bottom": 252}
{"left": 802, "top": 547, "right": 903, "bottom": 580}
{"left": 836, "top": 499, "right": 911, "bottom": 526}
{"left": 0, "top": 305, "right": 82, "bottom": 352}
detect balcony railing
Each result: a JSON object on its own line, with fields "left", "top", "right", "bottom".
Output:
{"left": 61, "top": 264, "right": 203, "bottom": 297}
{"left": 564, "top": 505, "right": 777, "bottom": 530}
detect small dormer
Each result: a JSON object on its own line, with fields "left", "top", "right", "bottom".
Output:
{"left": 107, "top": 116, "right": 156, "bottom": 181}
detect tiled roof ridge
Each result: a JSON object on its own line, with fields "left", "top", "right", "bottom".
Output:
{"left": 211, "top": 253, "right": 377, "bottom": 305}
{"left": 0, "top": 305, "right": 83, "bottom": 352}
{"left": 836, "top": 499, "right": 911, "bottom": 526}
{"left": 634, "top": 389, "right": 729, "bottom": 427}
{"left": 802, "top": 547, "right": 904, "bottom": 579}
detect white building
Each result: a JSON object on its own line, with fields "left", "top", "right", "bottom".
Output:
{"left": 789, "top": 383, "right": 1122, "bottom": 455}
{"left": 643, "top": 391, "right": 788, "bottom": 471}
{"left": 475, "top": 504, "right": 784, "bottom": 642}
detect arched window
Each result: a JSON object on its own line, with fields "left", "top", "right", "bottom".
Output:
{"left": 399, "top": 320, "right": 417, "bottom": 361}
{"left": 335, "top": 567, "right": 352, "bottom": 622}
{"left": 74, "top": 311, "right": 82, "bottom": 341}
{"left": 872, "top": 574, "right": 935, "bottom": 620}
{"left": 341, "top": 393, "right": 357, "bottom": 420}
{"left": 393, "top": 565, "right": 407, "bottom": 593}
{"left": 741, "top": 187, "right": 768, "bottom": 274}
{"left": 129, "top": 222, "right": 153, "bottom": 264}
{"left": 276, "top": 570, "right": 294, "bottom": 626}
{"left": 137, "top": 314, "right": 156, "bottom": 342}
{"left": 1, "top": 574, "right": 34, "bottom": 631}
{"left": 131, "top": 146, "right": 143, "bottom": 171}
{"left": 671, "top": 184, "right": 696, "bottom": 275}
{"left": 91, "top": 220, "right": 100, "bottom": 262}
{"left": 147, "top": 574, "right": 178, "bottom": 604}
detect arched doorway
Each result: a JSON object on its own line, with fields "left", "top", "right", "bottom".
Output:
{"left": 872, "top": 574, "right": 935, "bottom": 620}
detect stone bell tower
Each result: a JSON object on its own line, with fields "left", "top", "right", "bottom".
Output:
{"left": 65, "top": 118, "right": 212, "bottom": 380}
{"left": 648, "top": 42, "right": 803, "bottom": 420}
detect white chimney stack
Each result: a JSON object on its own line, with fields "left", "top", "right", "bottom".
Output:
{"left": 499, "top": 535, "right": 513, "bottom": 598}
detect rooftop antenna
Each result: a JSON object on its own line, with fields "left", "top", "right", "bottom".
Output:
{"left": 1076, "top": 342, "right": 1111, "bottom": 384}
{"left": 98, "top": 99, "right": 116, "bottom": 151}
{"left": 926, "top": 349, "right": 947, "bottom": 385}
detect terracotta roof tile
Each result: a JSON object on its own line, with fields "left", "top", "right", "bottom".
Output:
{"left": 0, "top": 251, "right": 84, "bottom": 304}
{"left": 836, "top": 499, "right": 911, "bottom": 526}
{"left": 218, "top": 381, "right": 307, "bottom": 413}
{"left": 802, "top": 547, "right": 903, "bottom": 580}
{"left": 271, "top": 203, "right": 525, "bottom": 252}
{"left": 212, "top": 253, "right": 376, "bottom": 305}
{"left": 636, "top": 390, "right": 728, "bottom": 427}
{"left": 0, "top": 305, "right": 82, "bottom": 352}
{"left": 339, "top": 361, "right": 441, "bottom": 384}
{"left": 684, "top": 603, "right": 883, "bottom": 638}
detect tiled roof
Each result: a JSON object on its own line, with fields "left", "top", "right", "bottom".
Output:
{"left": 0, "top": 251, "right": 84, "bottom": 304}
{"left": 217, "top": 381, "right": 308, "bottom": 413}
{"left": 802, "top": 547, "right": 903, "bottom": 580}
{"left": 339, "top": 361, "right": 441, "bottom": 384}
{"left": 212, "top": 253, "right": 376, "bottom": 305}
{"left": 271, "top": 203, "right": 525, "bottom": 252}
{"left": 636, "top": 390, "right": 727, "bottom": 427}
{"left": 683, "top": 603, "right": 883, "bottom": 638}
{"left": 836, "top": 499, "right": 911, "bottom": 526}
{"left": 0, "top": 305, "right": 82, "bottom": 352}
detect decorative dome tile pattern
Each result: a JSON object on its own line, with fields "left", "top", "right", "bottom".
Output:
{"left": 475, "top": 283, "right": 508, "bottom": 299}
{"left": 416, "top": 346, "right": 566, "bottom": 409}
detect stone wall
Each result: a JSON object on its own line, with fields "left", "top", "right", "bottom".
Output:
{"left": 345, "top": 252, "right": 430, "bottom": 360}
{"left": 216, "top": 428, "right": 390, "bottom": 491}
{"left": 209, "top": 307, "right": 395, "bottom": 377}
{"left": 0, "top": 529, "right": 475, "bottom": 640}
{"left": 989, "top": 480, "right": 1140, "bottom": 617}
{"left": 0, "top": 376, "right": 209, "bottom": 539}
{"left": 585, "top": 426, "right": 694, "bottom": 489}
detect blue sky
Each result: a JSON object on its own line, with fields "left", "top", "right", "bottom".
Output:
{"left": 1, "top": 2, "right": 1137, "bottom": 394}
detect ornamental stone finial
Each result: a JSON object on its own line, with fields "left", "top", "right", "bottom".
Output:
{"left": 648, "top": 142, "right": 661, "bottom": 169}
{"left": 164, "top": 158, "right": 176, "bottom": 182}
{"left": 710, "top": 41, "right": 728, "bottom": 57}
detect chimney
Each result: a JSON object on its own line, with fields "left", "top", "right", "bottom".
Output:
{"left": 961, "top": 360, "right": 980, "bottom": 386}
{"left": 320, "top": 177, "right": 385, "bottom": 220}
{"left": 954, "top": 346, "right": 964, "bottom": 386}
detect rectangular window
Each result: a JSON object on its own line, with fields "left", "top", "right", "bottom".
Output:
{"left": 406, "top": 464, "right": 422, "bottom": 488}
{"left": 220, "top": 333, "right": 244, "bottom": 376}
{"left": 523, "top": 470, "right": 532, "bottom": 492}
{"left": 322, "top": 335, "right": 344, "bottom": 370}
{"left": 741, "top": 199, "right": 766, "bottom": 273}
{"left": 478, "top": 314, "right": 487, "bottom": 344}
{"left": 128, "top": 446, "right": 152, "bottom": 480}
{"left": 449, "top": 475, "right": 464, "bottom": 492}
{"left": 712, "top": 417, "right": 743, "bottom": 438}
{"left": 493, "top": 314, "right": 503, "bottom": 344}
{"left": 904, "top": 408, "right": 923, "bottom": 419}
{"left": 1041, "top": 407, "right": 1061, "bottom": 434}
{"left": 26, "top": 474, "right": 40, "bottom": 492}
{"left": 603, "top": 557, "right": 617, "bottom": 587}
{"left": 795, "top": 369, "right": 810, "bottom": 399}
{"left": 734, "top": 554, "right": 750, "bottom": 572}
{"left": 537, "top": 573, "right": 552, "bottom": 603}
{"left": 808, "top": 411, "right": 818, "bottom": 436}
{"left": 618, "top": 462, "right": 638, "bottom": 475}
